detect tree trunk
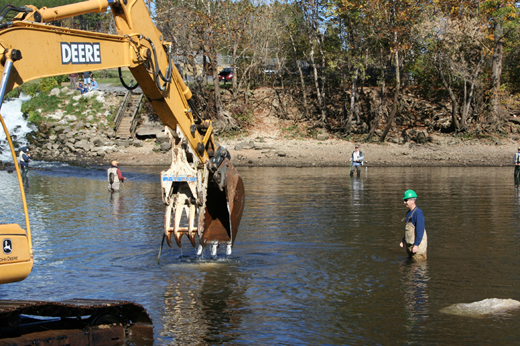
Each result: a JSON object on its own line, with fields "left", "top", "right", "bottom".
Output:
{"left": 367, "top": 69, "right": 386, "bottom": 142}
{"left": 308, "top": 33, "right": 326, "bottom": 123}
{"left": 436, "top": 65, "right": 460, "bottom": 131}
{"left": 345, "top": 68, "right": 359, "bottom": 134}
{"left": 289, "top": 31, "right": 308, "bottom": 119}
{"left": 379, "top": 49, "right": 401, "bottom": 143}
{"left": 490, "top": 21, "right": 504, "bottom": 122}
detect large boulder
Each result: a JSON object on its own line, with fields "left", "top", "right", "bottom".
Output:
{"left": 234, "top": 140, "right": 255, "bottom": 150}
{"left": 74, "top": 139, "right": 92, "bottom": 152}
{"left": 92, "top": 136, "right": 105, "bottom": 147}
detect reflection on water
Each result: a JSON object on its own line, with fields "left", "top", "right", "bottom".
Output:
{"left": 400, "top": 262, "right": 429, "bottom": 329}
{"left": 161, "top": 260, "right": 246, "bottom": 344}
{"left": 1, "top": 166, "right": 520, "bottom": 345}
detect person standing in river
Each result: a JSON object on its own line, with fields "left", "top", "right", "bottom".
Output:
{"left": 399, "top": 190, "right": 427, "bottom": 262}
{"left": 107, "top": 160, "right": 126, "bottom": 192}
{"left": 349, "top": 145, "right": 364, "bottom": 177}
{"left": 18, "top": 146, "right": 30, "bottom": 179}
{"left": 514, "top": 147, "right": 520, "bottom": 182}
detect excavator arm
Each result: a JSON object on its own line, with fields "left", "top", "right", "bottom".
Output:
{"left": 0, "top": 0, "right": 244, "bottom": 258}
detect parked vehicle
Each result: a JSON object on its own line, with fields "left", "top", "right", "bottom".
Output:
{"left": 219, "top": 68, "right": 233, "bottom": 83}
{"left": 263, "top": 65, "right": 277, "bottom": 75}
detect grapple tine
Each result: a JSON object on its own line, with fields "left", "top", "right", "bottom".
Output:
{"left": 164, "top": 204, "right": 173, "bottom": 247}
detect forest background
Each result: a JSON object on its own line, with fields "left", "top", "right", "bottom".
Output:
{"left": 2, "top": 0, "right": 520, "bottom": 144}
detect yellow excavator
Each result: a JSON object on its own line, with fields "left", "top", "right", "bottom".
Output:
{"left": 0, "top": 0, "right": 245, "bottom": 344}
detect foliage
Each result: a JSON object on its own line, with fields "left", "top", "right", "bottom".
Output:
{"left": 3, "top": 0, "right": 520, "bottom": 139}
{"left": 230, "top": 103, "right": 253, "bottom": 127}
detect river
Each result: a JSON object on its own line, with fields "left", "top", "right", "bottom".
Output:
{"left": 1, "top": 165, "right": 520, "bottom": 345}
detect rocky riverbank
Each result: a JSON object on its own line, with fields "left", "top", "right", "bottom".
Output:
{"left": 101, "top": 132, "right": 520, "bottom": 168}
{"left": 7, "top": 85, "right": 520, "bottom": 169}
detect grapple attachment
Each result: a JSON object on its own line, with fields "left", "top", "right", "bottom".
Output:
{"left": 161, "top": 131, "right": 244, "bottom": 255}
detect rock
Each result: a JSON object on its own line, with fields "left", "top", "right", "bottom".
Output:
{"left": 156, "top": 134, "right": 170, "bottom": 144}
{"left": 133, "top": 139, "right": 143, "bottom": 147}
{"left": 136, "top": 125, "right": 163, "bottom": 138}
{"left": 276, "top": 151, "right": 287, "bottom": 157}
{"left": 106, "top": 128, "right": 116, "bottom": 138}
{"left": 47, "top": 110, "right": 64, "bottom": 120}
{"left": 235, "top": 140, "right": 255, "bottom": 150}
{"left": 160, "top": 142, "right": 171, "bottom": 151}
{"left": 54, "top": 125, "right": 72, "bottom": 134}
{"left": 75, "top": 139, "right": 92, "bottom": 151}
{"left": 117, "top": 139, "right": 132, "bottom": 147}
{"left": 317, "top": 133, "right": 329, "bottom": 141}
{"left": 92, "top": 136, "right": 105, "bottom": 147}
{"left": 50, "top": 88, "right": 61, "bottom": 96}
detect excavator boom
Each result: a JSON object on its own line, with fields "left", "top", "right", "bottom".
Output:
{"left": 0, "top": 0, "right": 244, "bottom": 254}
{"left": 0, "top": 0, "right": 245, "bottom": 343}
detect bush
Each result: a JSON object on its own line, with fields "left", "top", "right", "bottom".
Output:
{"left": 230, "top": 103, "right": 253, "bottom": 126}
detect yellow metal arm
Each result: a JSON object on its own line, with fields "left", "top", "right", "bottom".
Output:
{"left": 0, "top": 0, "right": 210, "bottom": 162}
{"left": 0, "top": 0, "right": 244, "bottom": 256}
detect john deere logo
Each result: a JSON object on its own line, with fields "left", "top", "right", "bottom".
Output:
{"left": 2, "top": 239, "right": 12, "bottom": 254}
{"left": 61, "top": 42, "right": 101, "bottom": 64}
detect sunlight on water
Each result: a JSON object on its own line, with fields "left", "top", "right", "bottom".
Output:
{"left": 2, "top": 166, "right": 520, "bottom": 345}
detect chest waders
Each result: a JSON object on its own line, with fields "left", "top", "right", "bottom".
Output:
{"left": 107, "top": 167, "right": 120, "bottom": 191}
{"left": 404, "top": 208, "right": 428, "bottom": 262}
{"left": 18, "top": 151, "right": 28, "bottom": 178}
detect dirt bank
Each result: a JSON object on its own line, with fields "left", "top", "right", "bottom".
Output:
{"left": 103, "top": 116, "right": 520, "bottom": 168}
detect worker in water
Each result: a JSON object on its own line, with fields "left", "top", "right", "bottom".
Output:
{"left": 18, "top": 146, "right": 30, "bottom": 179}
{"left": 349, "top": 144, "right": 364, "bottom": 177}
{"left": 514, "top": 147, "right": 520, "bottom": 181}
{"left": 107, "top": 160, "right": 126, "bottom": 192}
{"left": 399, "top": 190, "right": 427, "bottom": 262}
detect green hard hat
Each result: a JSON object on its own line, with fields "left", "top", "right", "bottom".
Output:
{"left": 403, "top": 190, "right": 418, "bottom": 200}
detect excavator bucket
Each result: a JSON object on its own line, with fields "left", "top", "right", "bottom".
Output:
{"left": 201, "top": 158, "right": 245, "bottom": 249}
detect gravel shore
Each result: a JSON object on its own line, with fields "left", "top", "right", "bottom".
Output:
{"left": 103, "top": 133, "right": 519, "bottom": 169}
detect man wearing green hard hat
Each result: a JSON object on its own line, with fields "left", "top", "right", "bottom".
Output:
{"left": 399, "top": 189, "right": 427, "bottom": 262}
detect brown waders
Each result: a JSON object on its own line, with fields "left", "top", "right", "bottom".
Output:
{"left": 404, "top": 208, "right": 427, "bottom": 262}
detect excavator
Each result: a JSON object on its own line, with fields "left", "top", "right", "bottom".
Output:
{"left": 0, "top": 0, "right": 245, "bottom": 344}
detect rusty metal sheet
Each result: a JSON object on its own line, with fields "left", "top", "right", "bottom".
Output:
{"left": 201, "top": 158, "right": 245, "bottom": 247}
{"left": 0, "top": 299, "right": 153, "bottom": 345}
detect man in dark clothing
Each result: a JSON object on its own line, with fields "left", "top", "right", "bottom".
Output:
{"left": 18, "top": 147, "right": 30, "bottom": 178}
{"left": 399, "top": 189, "right": 427, "bottom": 262}
{"left": 514, "top": 147, "right": 520, "bottom": 182}
{"left": 83, "top": 71, "right": 92, "bottom": 90}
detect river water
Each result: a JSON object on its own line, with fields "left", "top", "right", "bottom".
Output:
{"left": 1, "top": 164, "right": 520, "bottom": 345}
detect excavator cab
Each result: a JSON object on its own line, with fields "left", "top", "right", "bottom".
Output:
{"left": 0, "top": 110, "right": 33, "bottom": 284}
{"left": 0, "top": 224, "right": 32, "bottom": 284}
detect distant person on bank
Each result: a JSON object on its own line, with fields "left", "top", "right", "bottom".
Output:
{"left": 107, "top": 160, "right": 126, "bottom": 192}
{"left": 399, "top": 190, "right": 427, "bottom": 262}
{"left": 77, "top": 82, "right": 87, "bottom": 94}
{"left": 514, "top": 147, "right": 520, "bottom": 180}
{"left": 69, "top": 73, "right": 78, "bottom": 90}
{"left": 90, "top": 78, "right": 99, "bottom": 91}
{"left": 83, "top": 71, "right": 92, "bottom": 90}
{"left": 18, "top": 146, "right": 30, "bottom": 178}
{"left": 349, "top": 144, "right": 364, "bottom": 177}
